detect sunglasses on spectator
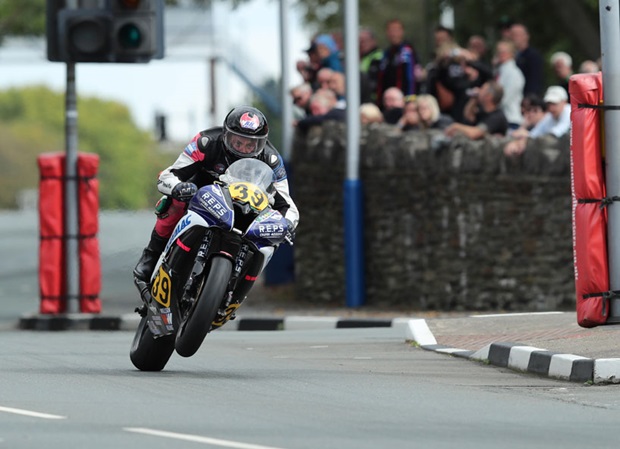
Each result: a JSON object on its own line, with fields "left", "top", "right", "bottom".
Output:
{"left": 293, "top": 96, "right": 303, "bottom": 103}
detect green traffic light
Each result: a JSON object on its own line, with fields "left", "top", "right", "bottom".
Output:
{"left": 118, "top": 23, "right": 142, "bottom": 49}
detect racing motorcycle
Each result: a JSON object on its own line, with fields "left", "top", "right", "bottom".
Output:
{"left": 130, "top": 158, "right": 291, "bottom": 371}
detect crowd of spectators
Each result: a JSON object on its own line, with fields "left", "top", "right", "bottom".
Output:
{"left": 290, "top": 18, "right": 600, "bottom": 157}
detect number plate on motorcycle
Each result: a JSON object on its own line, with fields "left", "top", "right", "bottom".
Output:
{"left": 229, "top": 182, "right": 268, "bottom": 211}
{"left": 151, "top": 265, "right": 172, "bottom": 308}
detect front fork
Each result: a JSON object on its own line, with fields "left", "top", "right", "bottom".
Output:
{"left": 178, "top": 229, "right": 251, "bottom": 314}
{"left": 211, "top": 242, "right": 252, "bottom": 324}
{"left": 179, "top": 230, "right": 214, "bottom": 314}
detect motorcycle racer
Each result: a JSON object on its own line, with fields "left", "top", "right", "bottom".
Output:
{"left": 133, "top": 106, "right": 299, "bottom": 300}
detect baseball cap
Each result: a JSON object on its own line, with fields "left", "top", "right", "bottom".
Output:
{"left": 306, "top": 34, "right": 338, "bottom": 54}
{"left": 543, "top": 86, "right": 568, "bottom": 104}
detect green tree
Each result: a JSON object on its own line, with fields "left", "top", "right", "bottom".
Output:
{"left": 448, "top": 0, "right": 600, "bottom": 65}
{"left": 0, "top": 0, "right": 45, "bottom": 41}
{"left": 0, "top": 86, "right": 168, "bottom": 209}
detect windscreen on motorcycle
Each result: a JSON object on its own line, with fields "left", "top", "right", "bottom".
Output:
{"left": 220, "top": 158, "right": 274, "bottom": 193}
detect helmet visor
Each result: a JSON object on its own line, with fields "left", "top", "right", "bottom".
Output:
{"left": 224, "top": 130, "right": 267, "bottom": 158}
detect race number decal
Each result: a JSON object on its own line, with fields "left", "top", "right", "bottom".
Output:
{"left": 151, "top": 266, "right": 172, "bottom": 307}
{"left": 229, "top": 182, "right": 268, "bottom": 211}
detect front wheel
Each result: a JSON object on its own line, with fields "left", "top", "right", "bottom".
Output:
{"left": 130, "top": 316, "right": 176, "bottom": 371}
{"left": 175, "top": 256, "right": 232, "bottom": 358}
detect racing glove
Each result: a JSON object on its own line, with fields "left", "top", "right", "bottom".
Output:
{"left": 171, "top": 182, "right": 197, "bottom": 202}
{"left": 284, "top": 219, "right": 296, "bottom": 246}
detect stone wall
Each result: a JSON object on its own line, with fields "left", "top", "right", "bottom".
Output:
{"left": 291, "top": 122, "right": 575, "bottom": 311}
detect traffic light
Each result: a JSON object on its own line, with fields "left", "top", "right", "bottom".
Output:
{"left": 110, "top": 0, "right": 164, "bottom": 62}
{"left": 46, "top": 0, "right": 164, "bottom": 63}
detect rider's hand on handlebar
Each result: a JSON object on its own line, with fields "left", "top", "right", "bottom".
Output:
{"left": 284, "top": 219, "right": 296, "bottom": 246}
{"left": 171, "top": 182, "right": 198, "bottom": 202}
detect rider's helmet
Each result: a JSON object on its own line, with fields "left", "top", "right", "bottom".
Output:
{"left": 223, "top": 106, "right": 269, "bottom": 159}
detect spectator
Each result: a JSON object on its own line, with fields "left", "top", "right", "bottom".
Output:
{"left": 433, "top": 25, "right": 455, "bottom": 50}
{"left": 316, "top": 67, "right": 335, "bottom": 91}
{"left": 467, "top": 35, "right": 489, "bottom": 64}
{"left": 444, "top": 80, "right": 508, "bottom": 139}
{"left": 360, "top": 103, "right": 384, "bottom": 125}
{"left": 531, "top": 86, "right": 571, "bottom": 138}
{"left": 382, "top": 87, "right": 405, "bottom": 124}
{"left": 510, "top": 23, "right": 544, "bottom": 96}
{"left": 290, "top": 82, "right": 313, "bottom": 120}
{"left": 307, "top": 34, "right": 343, "bottom": 73}
{"left": 550, "top": 51, "right": 573, "bottom": 98}
{"left": 359, "top": 27, "right": 383, "bottom": 104}
{"left": 516, "top": 93, "right": 546, "bottom": 132}
{"left": 295, "top": 88, "right": 345, "bottom": 133}
{"left": 504, "top": 86, "right": 571, "bottom": 156}
{"left": 579, "top": 59, "right": 599, "bottom": 74}
{"left": 330, "top": 30, "right": 345, "bottom": 66}
{"left": 376, "top": 18, "right": 422, "bottom": 105}
{"left": 426, "top": 43, "right": 491, "bottom": 124}
{"left": 415, "top": 94, "right": 454, "bottom": 130}
{"left": 493, "top": 39, "right": 524, "bottom": 130}
{"left": 497, "top": 16, "right": 514, "bottom": 40}
{"left": 327, "top": 71, "right": 347, "bottom": 108}
{"left": 397, "top": 98, "right": 420, "bottom": 131}
{"left": 296, "top": 40, "right": 325, "bottom": 88}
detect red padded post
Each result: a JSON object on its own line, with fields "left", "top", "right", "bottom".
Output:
{"left": 37, "top": 152, "right": 67, "bottom": 314}
{"left": 570, "top": 72, "right": 609, "bottom": 327}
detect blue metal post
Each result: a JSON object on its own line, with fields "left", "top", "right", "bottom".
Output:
{"left": 344, "top": 179, "right": 365, "bottom": 307}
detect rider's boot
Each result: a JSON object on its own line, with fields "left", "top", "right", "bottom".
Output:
{"left": 133, "top": 229, "right": 168, "bottom": 301}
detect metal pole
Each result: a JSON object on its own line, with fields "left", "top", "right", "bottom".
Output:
{"left": 279, "top": 0, "right": 293, "bottom": 160}
{"left": 209, "top": 57, "right": 217, "bottom": 126}
{"left": 343, "top": 0, "right": 364, "bottom": 307}
{"left": 600, "top": 0, "right": 620, "bottom": 321}
{"left": 65, "top": 62, "right": 80, "bottom": 314}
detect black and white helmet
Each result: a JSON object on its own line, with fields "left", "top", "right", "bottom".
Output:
{"left": 223, "top": 106, "right": 269, "bottom": 159}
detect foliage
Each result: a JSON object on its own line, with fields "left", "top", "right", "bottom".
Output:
{"left": 0, "top": 86, "right": 169, "bottom": 209}
{"left": 447, "top": 0, "right": 600, "bottom": 66}
{"left": 0, "top": 0, "right": 45, "bottom": 41}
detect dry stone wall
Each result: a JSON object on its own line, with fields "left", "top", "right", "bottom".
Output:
{"left": 291, "top": 122, "right": 574, "bottom": 311}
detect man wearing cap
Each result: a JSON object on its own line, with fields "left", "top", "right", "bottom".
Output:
{"left": 529, "top": 85, "right": 571, "bottom": 138}
{"left": 308, "top": 33, "right": 343, "bottom": 73}
{"left": 504, "top": 85, "right": 571, "bottom": 156}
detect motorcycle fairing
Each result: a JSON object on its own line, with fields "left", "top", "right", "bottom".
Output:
{"left": 147, "top": 263, "right": 180, "bottom": 338}
{"left": 189, "top": 184, "right": 234, "bottom": 230}
{"left": 244, "top": 208, "right": 288, "bottom": 248}
{"left": 149, "top": 226, "right": 210, "bottom": 338}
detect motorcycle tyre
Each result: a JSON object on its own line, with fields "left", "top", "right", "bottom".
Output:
{"left": 130, "top": 315, "right": 176, "bottom": 371}
{"left": 175, "top": 256, "right": 232, "bottom": 358}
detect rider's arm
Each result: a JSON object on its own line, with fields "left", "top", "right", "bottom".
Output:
{"left": 273, "top": 178, "right": 300, "bottom": 229}
{"left": 264, "top": 144, "right": 300, "bottom": 229}
{"left": 157, "top": 134, "right": 207, "bottom": 195}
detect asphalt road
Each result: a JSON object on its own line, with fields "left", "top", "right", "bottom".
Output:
{"left": 3, "top": 212, "right": 620, "bottom": 448}
{"left": 2, "top": 328, "right": 620, "bottom": 449}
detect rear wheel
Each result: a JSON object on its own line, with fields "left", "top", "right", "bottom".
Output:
{"left": 130, "top": 316, "right": 175, "bottom": 371}
{"left": 175, "top": 256, "right": 232, "bottom": 357}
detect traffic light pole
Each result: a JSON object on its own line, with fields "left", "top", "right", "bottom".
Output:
{"left": 600, "top": 0, "right": 620, "bottom": 321}
{"left": 65, "top": 62, "right": 80, "bottom": 314}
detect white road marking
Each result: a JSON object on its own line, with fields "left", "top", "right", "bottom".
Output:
{"left": 124, "top": 427, "right": 289, "bottom": 449}
{"left": 0, "top": 406, "right": 66, "bottom": 420}
{"left": 309, "top": 345, "right": 328, "bottom": 349}
{"left": 471, "top": 312, "right": 564, "bottom": 318}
